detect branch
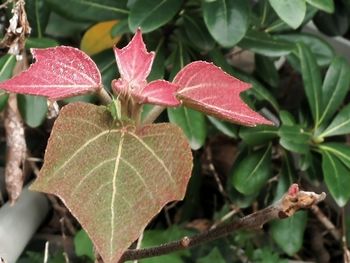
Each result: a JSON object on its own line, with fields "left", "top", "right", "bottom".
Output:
{"left": 119, "top": 184, "right": 326, "bottom": 263}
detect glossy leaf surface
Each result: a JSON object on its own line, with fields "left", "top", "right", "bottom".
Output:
{"left": 17, "top": 95, "right": 48, "bottom": 128}
{"left": 30, "top": 102, "right": 193, "bottom": 263}
{"left": 174, "top": 61, "right": 272, "bottom": 126}
{"left": 0, "top": 47, "right": 102, "bottom": 100}
{"left": 321, "top": 103, "right": 350, "bottom": 137}
{"left": 269, "top": 0, "right": 306, "bottom": 29}
{"left": 305, "top": 0, "right": 334, "bottom": 13}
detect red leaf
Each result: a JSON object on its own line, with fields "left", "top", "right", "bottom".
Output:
{"left": 113, "top": 29, "right": 180, "bottom": 107}
{"left": 0, "top": 46, "right": 102, "bottom": 100}
{"left": 174, "top": 61, "right": 273, "bottom": 126}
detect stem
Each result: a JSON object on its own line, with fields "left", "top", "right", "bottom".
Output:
{"left": 97, "top": 88, "right": 112, "bottom": 105}
{"left": 119, "top": 185, "right": 326, "bottom": 262}
{"left": 142, "top": 106, "right": 165, "bottom": 124}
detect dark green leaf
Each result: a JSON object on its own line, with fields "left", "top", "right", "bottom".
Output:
{"left": 320, "top": 104, "right": 350, "bottom": 137}
{"left": 306, "top": 0, "right": 334, "bottom": 13}
{"left": 183, "top": 15, "right": 215, "bottom": 51}
{"left": 239, "top": 125, "right": 278, "bottom": 145}
{"left": 207, "top": 116, "right": 237, "bottom": 138}
{"left": 129, "top": 0, "right": 183, "bottom": 33}
{"left": 110, "top": 20, "right": 130, "bottom": 37}
{"left": 232, "top": 145, "right": 272, "bottom": 195}
{"left": 202, "top": 0, "right": 249, "bottom": 47}
{"left": 279, "top": 110, "right": 296, "bottom": 125}
{"left": 321, "top": 149, "right": 350, "bottom": 206}
{"left": 168, "top": 40, "right": 190, "bottom": 80}
{"left": 198, "top": 248, "right": 225, "bottom": 263}
{"left": 147, "top": 41, "right": 165, "bottom": 81}
{"left": 317, "top": 57, "right": 350, "bottom": 128}
{"left": 270, "top": 211, "right": 308, "bottom": 255}
{"left": 46, "top": 0, "right": 128, "bottom": 22}
{"left": 168, "top": 107, "right": 206, "bottom": 150}
{"left": 0, "top": 54, "right": 16, "bottom": 81}
{"left": 297, "top": 43, "right": 322, "bottom": 124}
{"left": 74, "top": 230, "right": 94, "bottom": 261}
{"left": 25, "top": 37, "right": 59, "bottom": 48}
{"left": 319, "top": 143, "right": 350, "bottom": 169}
{"left": 238, "top": 30, "right": 294, "bottom": 57}
{"left": 269, "top": 0, "right": 306, "bottom": 29}
{"left": 276, "top": 33, "right": 335, "bottom": 66}
{"left": 17, "top": 95, "right": 48, "bottom": 128}
{"left": 274, "top": 151, "right": 295, "bottom": 202}
{"left": 278, "top": 125, "right": 311, "bottom": 154}
{"left": 255, "top": 55, "right": 279, "bottom": 88}
{"left": 92, "top": 49, "right": 115, "bottom": 90}
{"left": 26, "top": 0, "right": 50, "bottom": 37}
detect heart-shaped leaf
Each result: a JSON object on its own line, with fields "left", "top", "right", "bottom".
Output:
{"left": 0, "top": 47, "right": 102, "bottom": 100}
{"left": 174, "top": 61, "right": 272, "bottom": 126}
{"left": 30, "top": 102, "right": 192, "bottom": 263}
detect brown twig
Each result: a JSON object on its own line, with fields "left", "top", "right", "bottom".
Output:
{"left": 310, "top": 205, "right": 341, "bottom": 241}
{"left": 119, "top": 184, "right": 326, "bottom": 263}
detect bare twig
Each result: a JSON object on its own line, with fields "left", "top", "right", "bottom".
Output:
{"left": 310, "top": 205, "right": 341, "bottom": 241}
{"left": 119, "top": 184, "right": 326, "bottom": 262}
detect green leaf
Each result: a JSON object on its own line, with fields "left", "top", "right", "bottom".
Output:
{"left": 320, "top": 104, "right": 350, "bottom": 137}
{"left": 128, "top": 0, "right": 183, "bottom": 33}
{"left": 319, "top": 143, "right": 350, "bottom": 169}
{"left": 238, "top": 30, "right": 294, "bottom": 57}
{"left": 74, "top": 229, "right": 95, "bottom": 260}
{"left": 0, "top": 54, "right": 16, "bottom": 81}
{"left": 297, "top": 42, "right": 322, "bottom": 124}
{"left": 45, "top": 0, "right": 128, "bottom": 22}
{"left": 305, "top": 0, "right": 334, "bottom": 13}
{"left": 167, "top": 39, "right": 190, "bottom": 80}
{"left": 25, "top": 37, "right": 59, "bottom": 49}
{"left": 17, "top": 95, "right": 48, "bottom": 128}
{"left": 147, "top": 40, "right": 165, "bottom": 81}
{"left": 269, "top": 0, "right": 306, "bottom": 29}
{"left": 168, "top": 107, "right": 207, "bottom": 150}
{"left": 232, "top": 145, "right": 272, "bottom": 195}
{"left": 92, "top": 49, "right": 115, "bottom": 89}
{"left": 141, "top": 226, "right": 194, "bottom": 263}
{"left": 270, "top": 211, "right": 308, "bottom": 256}
{"left": 276, "top": 33, "right": 335, "bottom": 66}
{"left": 207, "top": 116, "right": 237, "bottom": 138}
{"left": 183, "top": 15, "right": 215, "bottom": 51}
{"left": 274, "top": 152, "right": 295, "bottom": 202}
{"left": 278, "top": 125, "right": 311, "bottom": 154}
{"left": 198, "top": 248, "right": 225, "bottom": 263}
{"left": 110, "top": 19, "right": 130, "bottom": 37}
{"left": 30, "top": 102, "right": 193, "bottom": 263}
{"left": 321, "top": 149, "right": 350, "bottom": 206}
{"left": 202, "top": 0, "right": 249, "bottom": 47}
{"left": 26, "top": 0, "right": 50, "bottom": 37}
{"left": 255, "top": 55, "right": 279, "bottom": 88}
{"left": 239, "top": 125, "right": 278, "bottom": 145}
{"left": 45, "top": 13, "right": 90, "bottom": 38}
{"left": 317, "top": 57, "right": 350, "bottom": 128}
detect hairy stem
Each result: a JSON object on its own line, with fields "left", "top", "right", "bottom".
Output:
{"left": 142, "top": 106, "right": 165, "bottom": 124}
{"left": 119, "top": 185, "right": 326, "bottom": 262}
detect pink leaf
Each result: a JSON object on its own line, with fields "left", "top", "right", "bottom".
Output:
{"left": 174, "top": 61, "right": 273, "bottom": 126}
{"left": 113, "top": 28, "right": 154, "bottom": 90}
{"left": 0, "top": 46, "right": 102, "bottom": 100}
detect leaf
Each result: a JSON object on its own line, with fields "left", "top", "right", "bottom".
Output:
{"left": 111, "top": 20, "right": 130, "bottom": 37}
{"left": 0, "top": 54, "right": 16, "bottom": 81}
{"left": 305, "top": 0, "right": 334, "bottom": 13}
{"left": 0, "top": 47, "right": 102, "bottom": 100}
{"left": 232, "top": 145, "right": 272, "bottom": 195}
{"left": 269, "top": 0, "right": 306, "bottom": 29}
{"left": 317, "top": 57, "right": 350, "bottom": 128}
{"left": 30, "top": 102, "right": 193, "bottom": 263}
{"left": 320, "top": 104, "right": 350, "bottom": 137}
{"left": 321, "top": 149, "right": 350, "bottom": 206}
{"left": 140, "top": 226, "right": 194, "bottom": 263}
{"left": 113, "top": 29, "right": 180, "bottom": 106}
{"left": 25, "top": 38, "right": 59, "bottom": 49}
{"left": 278, "top": 125, "right": 310, "bottom": 154}
{"left": 45, "top": 0, "right": 128, "bottom": 22}
{"left": 74, "top": 229, "right": 95, "bottom": 261}
{"left": 202, "top": 0, "right": 249, "bottom": 47}
{"left": 168, "top": 106, "right": 207, "bottom": 150}
{"left": 270, "top": 211, "right": 308, "bottom": 256}
{"left": 239, "top": 125, "right": 278, "bottom": 145}
{"left": 319, "top": 143, "right": 350, "bottom": 169}
{"left": 198, "top": 248, "right": 225, "bottom": 263}
{"left": 174, "top": 61, "right": 273, "bottom": 126}
{"left": 17, "top": 95, "right": 48, "bottom": 128}
{"left": 81, "top": 20, "right": 121, "bottom": 56}
{"left": 297, "top": 43, "right": 322, "bottom": 124}
{"left": 207, "top": 116, "right": 238, "bottom": 138}
{"left": 25, "top": 0, "right": 50, "bottom": 37}
{"left": 238, "top": 30, "right": 294, "bottom": 57}
{"left": 128, "top": 0, "right": 183, "bottom": 33}
{"left": 255, "top": 55, "right": 279, "bottom": 88}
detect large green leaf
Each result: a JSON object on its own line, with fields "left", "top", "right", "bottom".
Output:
{"left": 26, "top": 0, "right": 50, "bottom": 37}
{"left": 232, "top": 145, "right": 272, "bottom": 195}
{"left": 278, "top": 125, "right": 311, "bottom": 154}
{"left": 198, "top": 248, "right": 225, "bottom": 263}
{"left": 168, "top": 107, "right": 207, "bottom": 150}
{"left": 239, "top": 125, "right": 278, "bottom": 145}
{"left": 30, "top": 102, "right": 193, "bottom": 263}
{"left": 305, "top": 0, "right": 334, "bottom": 13}
{"left": 269, "top": 0, "right": 306, "bottom": 29}
{"left": 319, "top": 143, "right": 350, "bottom": 170}
{"left": 255, "top": 55, "right": 279, "bottom": 88}
{"left": 128, "top": 0, "right": 183, "bottom": 33}
{"left": 45, "top": 0, "right": 128, "bottom": 22}
{"left": 297, "top": 43, "right": 322, "bottom": 124}
{"left": 238, "top": 30, "right": 294, "bottom": 57}
{"left": 0, "top": 55, "right": 16, "bottom": 111}
{"left": 207, "top": 116, "right": 238, "bottom": 138}
{"left": 202, "top": 0, "right": 249, "bottom": 47}
{"left": 17, "top": 95, "right": 48, "bottom": 128}
{"left": 270, "top": 211, "right": 308, "bottom": 256}
{"left": 321, "top": 149, "right": 350, "bottom": 206}
{"left": 317, "top": 57, "right": 350, "bottom": 128}
{"left": 320, "top": 103, "right": 350, "bottom": 137}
